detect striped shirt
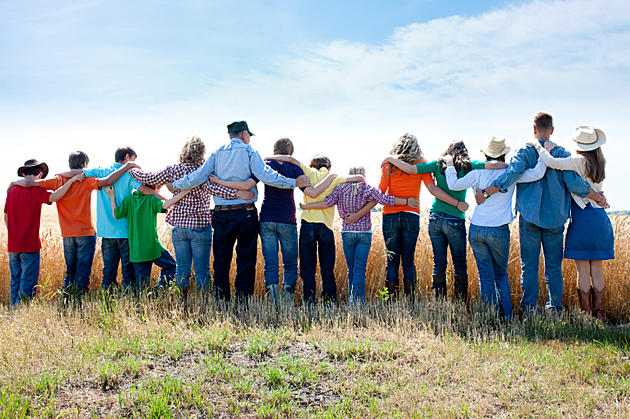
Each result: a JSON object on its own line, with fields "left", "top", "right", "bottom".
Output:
{"left": 129, "top": 164, "right": 237, "bottom": 229}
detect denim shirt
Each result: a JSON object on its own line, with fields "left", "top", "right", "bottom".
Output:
{"left": 491, "top": 139, "right": 590, "bottom": 229}
{"left": 172, "top": 138, "right": 297, "bottom": 206}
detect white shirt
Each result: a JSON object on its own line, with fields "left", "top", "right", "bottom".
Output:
{"left": 445, "top": 160, "right": 547, "bottom": 227}
{"left": 538, "top": 148, "right": 603, "bottom": 209}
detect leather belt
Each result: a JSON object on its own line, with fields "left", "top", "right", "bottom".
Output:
{"left": 214, "top": 203, "right": 256, "bottom": 211}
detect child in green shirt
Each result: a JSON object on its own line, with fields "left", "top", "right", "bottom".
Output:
{"left": 106, "top": 185, "right": 189, "bottom": 289}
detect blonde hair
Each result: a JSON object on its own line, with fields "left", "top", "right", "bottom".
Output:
{"left": 349, "top": 166, "right": 365, "bottom": 196}
{"left": 179, "top": 137, "right": 206, "bottom": 166}
{"left": 388, "top": 133, "right": 423, "bottom": 176}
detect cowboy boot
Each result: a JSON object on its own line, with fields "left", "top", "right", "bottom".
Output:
{"left": 454, "top": 274, "right": 468, "bottom": 302}
{"left": 576, "top": 287, "right": 592, "bottom": 314}
{"left": 432, "top": 274, "right": 447, "bottom": 299}
{"left": 592, "top": 287, "right": 605, "bottom": 320}
{"left": 281, "top": 282, "right": 295, "bottom": 306}
{"left": 403, "top": 279, "right": 416, "bottom": 305}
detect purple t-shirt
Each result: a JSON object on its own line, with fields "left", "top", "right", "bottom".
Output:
{"left": 259, "top": 160, "right": 304, "bottom": 225}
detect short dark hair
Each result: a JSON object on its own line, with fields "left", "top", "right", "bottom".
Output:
{"left": 273, "top": 138, "right": 294, "bottom": 155}
{"left": 68, "top": 151, "right": 89, "bottom": 169}
{"left": 229, "top": 131, "right": 246, "bottom": 139}
{"left": 533, "top": 112, "right": 553, "bottom": 131}
{"left": 115, "top": 147, "right": 136, "bottom": 163}
{"left": 310, "top": 154, "right": 331, "bottom": 170}
{"left": 22, "top": 166, "right": 44, "bottom": 177}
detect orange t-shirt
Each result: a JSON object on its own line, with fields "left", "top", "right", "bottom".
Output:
{"left": 378, "top": 160, "right": 434, "bottom": 215}
{"left": 38, "top": 176, "right": 99, "bottom": 237}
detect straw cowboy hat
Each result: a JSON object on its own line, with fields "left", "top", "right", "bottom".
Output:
{"left": 572, "top": 126, "right": 606, "bottom": 151}
{"left": 481, "top": 137, "right": 511, "bottom": 158}
{"left": 17, "top": 159, "right": 49, "bottom": 178}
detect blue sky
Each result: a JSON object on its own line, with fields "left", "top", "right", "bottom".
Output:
{"left": 1, "top": 0, "right": 629, "bottom": 209}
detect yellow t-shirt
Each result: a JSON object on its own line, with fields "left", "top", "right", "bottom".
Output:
{"left": 299, "top": 162, "right": 347, "bottom": 230}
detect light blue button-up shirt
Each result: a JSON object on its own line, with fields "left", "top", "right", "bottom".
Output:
{"left": 83, "top": 163, "right": 141, "bottom": 238}
{"left": 172, "top": 138, "right": 296, "bottom": 206}
{"left": 491, "top": 139, "right": 591, "bottom": 229}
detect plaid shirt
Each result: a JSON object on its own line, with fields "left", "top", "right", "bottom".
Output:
{"left": 129, "top": 164, "right": 237, "bottom": 229}
{"left": 325, "top": 182, "right": 396, "bottom": 232}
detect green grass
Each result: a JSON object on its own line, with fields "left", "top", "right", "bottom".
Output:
{"left": 0, "top": 292, "right": 627, "bottom": 417}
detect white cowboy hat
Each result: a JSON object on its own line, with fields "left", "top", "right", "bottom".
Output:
{"left": 572, "top": 126, "right": 606, "bottom": 151}
{"left": 481, "top": 137, "right": 511, "bottom": 158}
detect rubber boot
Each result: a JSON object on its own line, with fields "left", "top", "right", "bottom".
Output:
{"left": 432, "top": 274, "right": 447, "bottom": 299}
{"left": 385, "top": 281, "right": 398, "bottom": 300}
{"left": 266, "top": 284, "right": 280, "bottom": 304}
{"left": 454, "top": 274, "right": 468, "bottom": 302}
{"left": 577, "top": 287, "right": 592, "bottom": 314}
{"left": 592, "top": 287, "right": 605, "bottom": 320}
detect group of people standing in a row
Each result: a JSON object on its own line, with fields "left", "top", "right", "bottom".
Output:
{"left": 5, "top": 113, "right": 614, "bottom": 319}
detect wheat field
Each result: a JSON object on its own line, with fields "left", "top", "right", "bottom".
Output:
{"left": 1, "top": 206, "right": 629, "bottom": 320}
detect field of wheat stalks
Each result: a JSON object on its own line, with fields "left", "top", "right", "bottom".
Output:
{"left": 1, "top": 207, "right": 629, "bottom": 320}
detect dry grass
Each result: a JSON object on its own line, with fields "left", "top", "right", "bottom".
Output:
{"left": 1, "top": 207, "right": 629, "bottom": 320}
{"left": 0, "top": 294, "right": 627, "bottom": 417}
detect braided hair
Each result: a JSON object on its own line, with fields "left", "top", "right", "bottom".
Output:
{"left": 348, "top": 166, "right": 365, "bottom": 197}
{"left": 387, "top": 133, "right": 424, "bottom": 176}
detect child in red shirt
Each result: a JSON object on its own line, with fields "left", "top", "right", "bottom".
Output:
{"left": 4, "top": 159, "right": 82, "bottom": 305}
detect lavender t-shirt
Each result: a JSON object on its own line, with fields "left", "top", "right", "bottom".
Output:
{"left": 259, "top": 160, "right": 304, "bottom": 225}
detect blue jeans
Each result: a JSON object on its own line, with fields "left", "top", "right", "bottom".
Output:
{"left": 259, "top": 222, "right": 299, "bottom": 289}
{"left": 171, "top": 226, "right": 212, "bottom": 291}
{"left": 341, "top": 232, "right": 372, "bottom": 303}
{"left": 382, "top": 212, "right": 420, "bottom": 287}
{"left": 299, "top": 220, "right": 336, "bottom": 303}
{"left": 9, "top": 252, "right": 40, "bottom": 305}
{"left": 133, "top": 249, "right": 177, "bottom": 289}
{"left": 62, "top": 235, "right": 96, "bottom": 293}
{"left": 468, "top": 224, "right": 513, "bottom": 318}
{"left": 428, "top": 211, "right": 467, "bottom": 276}
{"left": 101, "top": 238, "right": 135, "bottom": 289}
{"left": 519, "top": 216, "right": 565, "bottom": 311}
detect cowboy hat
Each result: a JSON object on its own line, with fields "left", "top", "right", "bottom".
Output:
{"left": 572, "top": 126, "right": 606, "bottom": 151}
{"left": 481, "top": 137, "right": 511, "bottom": 158}
{"left": 17, "top": 159, "right": 49, "bottom": 178}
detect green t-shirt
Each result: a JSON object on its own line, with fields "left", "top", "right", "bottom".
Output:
{"left": 114, "top": 191, "right": 166, "bottom": 263}
{"left": 416, "top": 160, "right": 486, "bottom": 219}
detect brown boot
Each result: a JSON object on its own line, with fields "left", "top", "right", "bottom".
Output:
{"left": 592, "top": 287, "right": 605, "bottom": 320}
{"left": 577, "top": 287, "right": 592, "bottom": 314}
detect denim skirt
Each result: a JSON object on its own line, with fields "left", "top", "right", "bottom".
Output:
{"left": 565, "top": 200, "right": 615, "bottom": 260}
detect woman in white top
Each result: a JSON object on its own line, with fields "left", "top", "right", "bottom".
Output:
{"left": 530, "top": 126, "right": 614, "bottom": 319}
{"left": 444, "top": 138, "right": 546, "bottom": 319}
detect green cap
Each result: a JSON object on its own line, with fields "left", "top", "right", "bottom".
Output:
{"left": 227, "top": 120, "right": 254, "bottom": 136}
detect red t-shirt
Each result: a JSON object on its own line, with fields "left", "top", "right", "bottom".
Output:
{"left": 4, "top": 186, "right": 52, "bottom": 252}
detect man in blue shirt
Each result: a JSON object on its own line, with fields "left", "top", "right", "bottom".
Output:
{"left": 171, "top": 121, "right": 310, "bottom": 302}
{"left": 478, "top": 113, "right": 606, "bottom": 313}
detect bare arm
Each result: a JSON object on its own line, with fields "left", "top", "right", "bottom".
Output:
{"left": 97, "top": 162, "right": 140, "bottom": 187}
{"left": 266, "top": 155, "right": 300, "bottom": 166}
{"left": 3, "top": 214, "right": 7, "bottom": 229}
{"left": 57, "top": 169, "right": 84, "bottom": 178}
{"left": 6, "top": 179, "right": 37, "bottom": 193}
{"left": 381, "top": 157, "right": 417, "bottom": 175}
{"left": 299, "top": 201, "right": 330, "bottom": 210}
{"left": 303, "top": 173, "right": 337, "bottom": 198}
{"left": 345, "top": 175, "right": 366, "bottom": 183}
{"left": 343, "top": 201, "right": 378, "bottom": 225}
{"left": 426, "top": 182, "right": 469, "bottom": 213}
{"left": 484, "top": 161, "right": 508, "bottom": 170}
{"left": 49, "top": 173, "right": 84, "bottom": 202}
{"left": 163, "top": 189, "right": 191, "bottom": 210}
{"left": 105, "top": 186, "right": 118, "bottom": 218}
{"left": 208, "top": 175, "right": 256, "bottom": 191}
